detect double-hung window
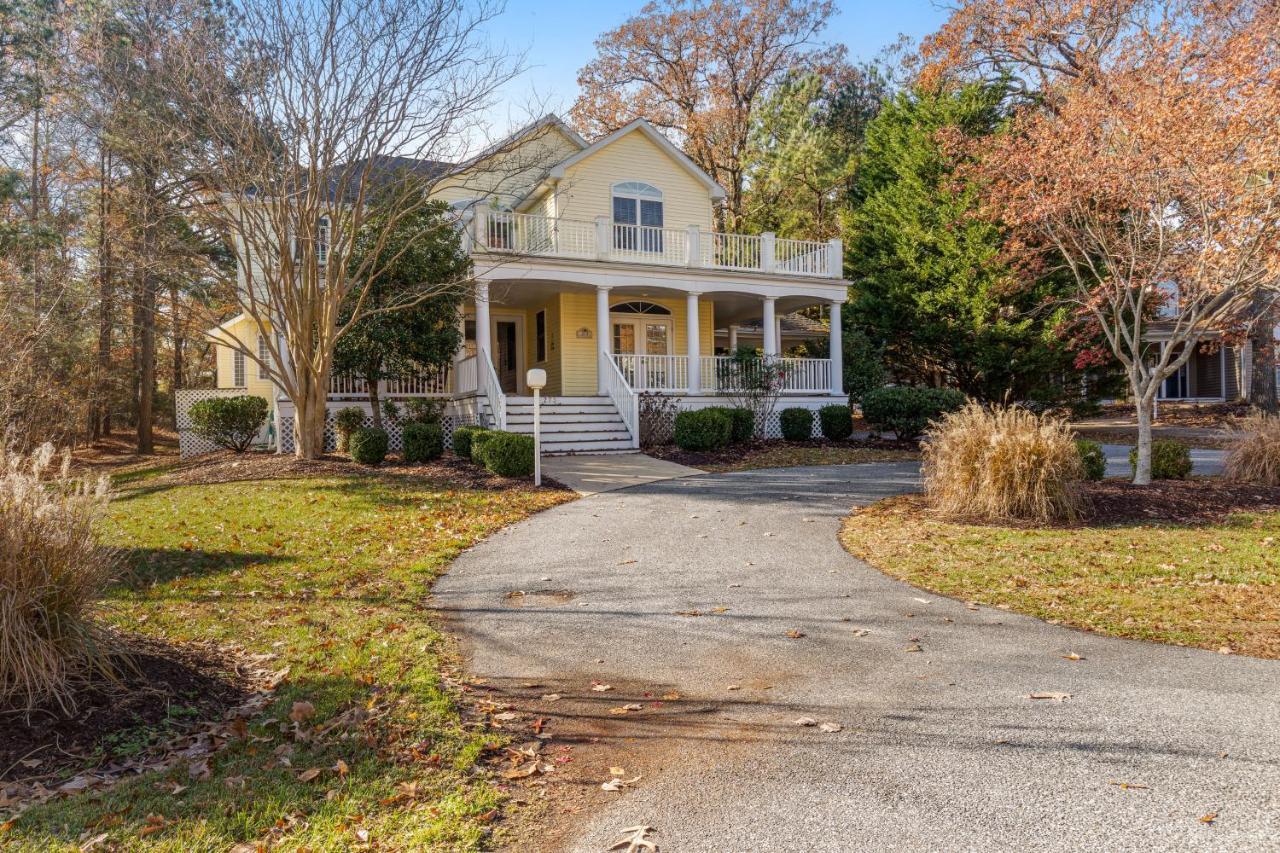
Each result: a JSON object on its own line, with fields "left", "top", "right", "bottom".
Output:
{"left": 611, "top": 182, "right": 663, "bottom": 253}
{"left": 257, "top": 335, "right": 271, "bottom": 379}
{"left": 232, "top": 349, "right": 246, "bottom": 387}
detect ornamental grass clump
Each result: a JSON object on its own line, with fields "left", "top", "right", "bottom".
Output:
{"left": 1224, "top": 412, "right": 1280, "bottom": 486}
{"left": 1, "top": 443, "right": 120, "bottom": 714}
{"left": 923, "top": 403, "right": 1085, "bottom": 523}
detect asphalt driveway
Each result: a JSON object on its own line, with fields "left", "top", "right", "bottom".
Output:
{"left": 433, "top": 463, "right": 1277, "bottom": 852}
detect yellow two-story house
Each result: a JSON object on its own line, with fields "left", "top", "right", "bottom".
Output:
{"left": 206, "top": 115, "right": 849, "bottom": 455}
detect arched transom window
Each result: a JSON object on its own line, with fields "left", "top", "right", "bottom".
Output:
{"left": 612, "top": 182, "right": 664, "bottom": 252}
{"left": 610, "top": 300, "right": 671, "bottom": 315}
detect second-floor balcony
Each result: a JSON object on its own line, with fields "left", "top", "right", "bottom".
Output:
{"left": 464, "top": 206, "right": 843, "bottom": 280}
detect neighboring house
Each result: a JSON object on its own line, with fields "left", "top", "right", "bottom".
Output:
{"left": 206, "top": 114, "right": 848, "bottom": 454}
{"left": 1145, "top": 313, "right": 1278, "bottom": 404}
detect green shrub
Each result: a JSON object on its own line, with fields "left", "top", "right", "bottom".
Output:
{"left": 403, "top": 398, "right": 445, "bottom": 425}
{"left": 818, "top": 404, "right": 853, "bottom": 441}
{"left": 188, "top": 395, "right": 269, "bottom": 452}
{"left": 349, "top": 427, "right": 388, "bottom": 465}
{"left": 861, "top": 386, "right": 967, "bottom": 441}
{"left": 674, "top": 408, "right": 732, "bottom": 451}
{"left": 780, "top": 407, "right": 813, "bottom": 441}
{"left": 725, "top": 407, "right": 755, "bottom": 443}
{"left": 1075, "top": 439, "right": 1106, "bottom": 481}
{"left": 1129, "top": 440, "right": 1192, "bottom": 480}
{"left": 334, "top": 407, "right": 365, "bottom": 452}
{"left": 483, "top": 432, "right": 535, "bottom": 477}
{"left": 451, "top": 425, "right": 483, "bottom": 459}
{"left": 470, "top": 429, "right": 499, "bottom": 466}
{"left": 403, "top": 422, "right": 444, "bottom": 463}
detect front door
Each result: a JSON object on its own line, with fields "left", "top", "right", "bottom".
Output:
{"left": 495, "top": 320, "right": 518, "bottom": 393}
{"left": 612, "top": 318, "right": 672, "bottom": 387}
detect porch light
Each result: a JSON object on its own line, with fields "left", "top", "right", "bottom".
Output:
{"left": 526, "top": 369, "right": 547, "bottom": 486}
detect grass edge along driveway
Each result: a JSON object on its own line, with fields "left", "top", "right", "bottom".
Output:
{"left": 6, "top": 472, "right": 571, "bottom": 851}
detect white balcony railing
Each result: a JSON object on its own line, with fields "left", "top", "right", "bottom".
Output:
{"left": 329, "top": 365, "right": 451, "bottom": 398}
{"left": 614, "top": 354, "right": 832, "bottom": 394}
{"left": 471, "top": 207, "right": 842, "bottom": 279}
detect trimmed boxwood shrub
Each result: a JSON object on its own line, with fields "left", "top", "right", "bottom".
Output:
{"left": 334, "top": 407, "right": 365, "bottom": 452}
{"left": 469, "top": 429, "right": 499, "bottom": 466}
{"left": 1075, "top": 439, "right": 1106, "bottom": 481}
{"left": 674, "top": 408, "right": 732, "bottom": 451}
{"left": 818, "top": 404, "right": 853, "bottom": 441}
{"left": 403, "top": 422, "right": 444, "bottom": 463}
{"left": 188, "top": 395, "right": 269, "bottom": 452}
{"left": 349, "top": 427, "right": 388, "bottom": 465}
{"left": 861, "top": 386, "right": 967, "bottom": 441}
{"left": 451, "top": 425, "right": 482, "bottom": 459}
{"left": 483, "top": 432, "right": 535, "bottom": 477}
{"left": 780, "top": 407, "right": 813, "bottom": 441}
{"left": 725, "top": 407, "right": 754, "bottom": 443}
{"left": 1129, "top": 439, "right": 1192, "bottom": 480}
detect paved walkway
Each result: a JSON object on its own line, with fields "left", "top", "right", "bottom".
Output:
{"left": 434, "top": 464, "right": 1277, "bottom": 851}
{"left": 1101, "top": 443, "right": 1224, "bottom": 477}
{"left": 540, "top": 452, "right": 703, "bottom": 495}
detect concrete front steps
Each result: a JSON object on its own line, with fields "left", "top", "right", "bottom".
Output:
{"left": 497, "top": 396, "right": 637, "bottom": 455}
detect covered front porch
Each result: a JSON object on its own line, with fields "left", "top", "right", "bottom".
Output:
{"left": 452, "top": 268, "right": 847, "bottom": 401}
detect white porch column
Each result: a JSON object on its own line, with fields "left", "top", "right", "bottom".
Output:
{"left": 475, "top": 279, "right": 491, "bottom": 362}
{"left": 762, "top": 296, "right": 778, "bottom": 357}
{"left": 829, "top": 301, "right": 843, "bottom": 396}
{"left": 728, "top": 324, "right": 739, "bottom": 351}
{"left": 596, "top": 285, "right": 612, "bottom": 394}
{"left": 687, "top": 291, "right": 702, "bottom": 394}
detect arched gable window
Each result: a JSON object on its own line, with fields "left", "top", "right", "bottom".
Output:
{"left": 612, "top": 182, "right": 664, "bottom": 252}
{"left": 610, "top": 300, "right": 671, "bottom": 315}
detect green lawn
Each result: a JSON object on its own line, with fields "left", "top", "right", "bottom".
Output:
{"left": 842, "top": 496, "right": 1280, "bottom": 658}
{"left": 5, "top": 471, "right": 570, "bottom": 850}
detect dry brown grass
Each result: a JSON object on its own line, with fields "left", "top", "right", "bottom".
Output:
{"left": 1224, "top": 412, "right": 1280, "bottom": 486}
{"left": 1, "top": 443, "right": 120, "bottom": 714}
{"left": 924, "top": 403, "right": 1085, "bottom": 523}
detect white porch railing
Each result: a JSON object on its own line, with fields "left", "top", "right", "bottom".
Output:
{"left": 453, "top": 355, "right": 479, "bottom": 396}
{"left": 473, "top": 208, "right": 842, "bottom": 279}
{"left": 600, "top": 350, "right": 641, "bottom": 449}
{"left": 613, "top": 354, "right": 832, "bottom": 394}
{"left": 476, "top": 348, "right": 507, "bottom": 430}
{"left": 329, "top": 366, "right": 451, "bottom": 398}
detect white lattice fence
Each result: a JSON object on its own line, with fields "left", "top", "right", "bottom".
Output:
{"left": 176, "top": 388, "right": 271, "bottom": 458}
{"left": 279, "top": 410, "right": 477, "bottom": 455}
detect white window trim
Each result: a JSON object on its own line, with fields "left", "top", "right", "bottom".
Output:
{"left": 257, "top": 335, "right": 270, "bottom": 380}
{"left": 232, "top": 348, "right": 246, "bottom": 387}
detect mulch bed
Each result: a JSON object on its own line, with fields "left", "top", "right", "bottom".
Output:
{"left": 143, "top": 450, "right": 569, "bottom": 492}
{"left": 646, "top": 437, "right": 917, "bottom": 469}
{"left": 0, "top": 636, "right": 253, "bottom": 785}
{"left": 1083, "top": 478, "right": 1280, "bottom": 525}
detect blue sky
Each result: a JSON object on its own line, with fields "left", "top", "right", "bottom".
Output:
{"left": 479, "top": 0, "right": 950, "bottom": 128}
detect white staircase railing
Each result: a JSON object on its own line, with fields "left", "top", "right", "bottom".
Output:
{"left": 476, "top": 349, "right": 507, "bottom": 430}
{"left": 601, "top": 350, "right": 640, "bottom": 449}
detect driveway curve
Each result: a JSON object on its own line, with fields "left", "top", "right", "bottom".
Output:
{"left": 433, "top": 463, "right": 1278, "bottom": 852}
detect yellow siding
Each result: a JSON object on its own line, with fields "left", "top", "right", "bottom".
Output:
{"left": 557, "top": 292, "right": 715, "bottom": 395}
{"left": 432, "top": 125, "right": 582, "bottom": 208}
{"left": 214, "top": 316, "right": 277, "bottom": 405}
{"left": 551, "top": 128, "right": 715, "bottom": 229}
{"left": 523, "top": 297, "right": 563, "bottom": 395}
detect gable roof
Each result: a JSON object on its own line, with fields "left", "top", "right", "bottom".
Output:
{"left": 548, "top": 119, "right": 726, "bottom": 201}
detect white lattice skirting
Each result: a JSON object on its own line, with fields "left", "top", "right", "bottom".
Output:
{"left": 278, "top": 411, "right": 476, "bottom": 455}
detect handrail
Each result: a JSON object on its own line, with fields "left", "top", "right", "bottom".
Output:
{"left": 601, "top": 350, "right": 640, "bottom": 449}
{"left": 476, "top": 348, "right": 507, "bottom": 430}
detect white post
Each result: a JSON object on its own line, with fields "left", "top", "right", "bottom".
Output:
{"left": 827, "top": 238, "right": 843, "bottom": 279}
{"left": 472, "top": 201, "right": 489, "bottom": 248}
{"left": 762, "top": 297, "right": 778, "bottom": 357}
{"left": 686, "top": 292, "right": 702, "bottom": 394}
{"left": 761, "top": 232, "right": 776, "bottom": 273}
{"left": 533, "top": 386, "right": 541, "bottom": 485}
{"left": 728, "top": 324, "right": 739, "bottom": 351}
{"left": 829, "top": 301, "right": 843, "bottom": 396}
{"left": 475, "top": 279, "right": 491, "bottom": 365}
{"left": 595, "top": 216, "right": 610, "bottom": 260}
{"left": 596, "top": 285, "right": 612, "bottom": 394}
{"left": 686, "top": 224, "right": 701, "bottom": 267}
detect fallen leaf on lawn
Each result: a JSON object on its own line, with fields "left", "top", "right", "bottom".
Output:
{"left": 1027, "top": 692, "right": 1071, "bottom": 701}
{"left": 333, "top": 759, "right": 349, "bottom": 777}
{"left": 610, "top": 766, "right": 626, "bottom": 776}
{"left": 903, "top": 644, "right": 923, "bottom": 653}
{"left": 541, "top": 693, "right": 562, "bottom": 702}
{"left": 784, "top": 629, "right": 806, "bottom": 639}
{"left": 819, "top": 722, "right": 843, "bottom": 733}
{"left": 711, "top": 607, "right": 730, "bottom": 613}
{"left": 138, "top": 814, "right": 167, "bottom": 837}
{"left": 1062, "top": 652, "right": 1084, "bottom": 661}
{"left": 726, "top": 684, "right": 741, "bottom": 690}
{"left": 297, "top": 767, "right": 322, "bottom": 782}
{"left": 79, "top": 831, "right": 109, "bottom": 850}
{"left": 1199, "top": 812, "right": 1218, "bottom": 824}
{"left": 610, "top": 825, "right": 658, "bottom": 852}
{"left": 591, "top": 683, "right": 613, "bottom": 692}
{"left": 187, "top": 760, "right": 211, "bottom": 781}
{"left": 290, "top": 701, "right": 316, "bottom": 723}
{"left": 661, "top": 692, "right": 681, "bottom": 700}
{"left": 622, "top": 703, "right": 642, "bottom": 711}
{"left": 493, "top": 711, "right": 519, "bottom": 721}
{"left": 794, "top": 717, "right": 817, "bottom": 726}
{"left": 675, "top": 609, "right": 702, "bottom": 617}
{"left": 502, "top": 761, "right": 553, "bottom": 779}
{"left": 355, "top": 827, "right": 370, "bottom": 842}
{"left": 17, "top": 758, "right": 41, "bottom": 769}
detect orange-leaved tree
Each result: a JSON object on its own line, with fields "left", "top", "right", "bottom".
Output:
{"left": 571, "top": 0, "right": 843, "bottom": 232}
{"left": 925, "top": 0, "right": 1280, "bottom": 484}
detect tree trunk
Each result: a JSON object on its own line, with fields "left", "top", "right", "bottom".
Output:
{"left": 171, "top": 280, "right": 184, "bottom": 390}
{"left": 135, "top": 169, "right": 158, "bottom": 455}
{"left": 93, "top": 148, "right": 114, "bottom": 440}
{"left": 292, "top": 363, "right": 330, "bottom": 459}
{"left": 1249, "top": 295, "right": 1278, "bottom": 412}
{"left": 367, "top": 355, "right": 384, "bottom": 430}
{"left": 1133, "top": 389, "right": 1154, "bottom": 486}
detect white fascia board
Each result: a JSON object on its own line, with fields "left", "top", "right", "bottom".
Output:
{"left": 546, "top": 119, "right": 727, "bottom": 201}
